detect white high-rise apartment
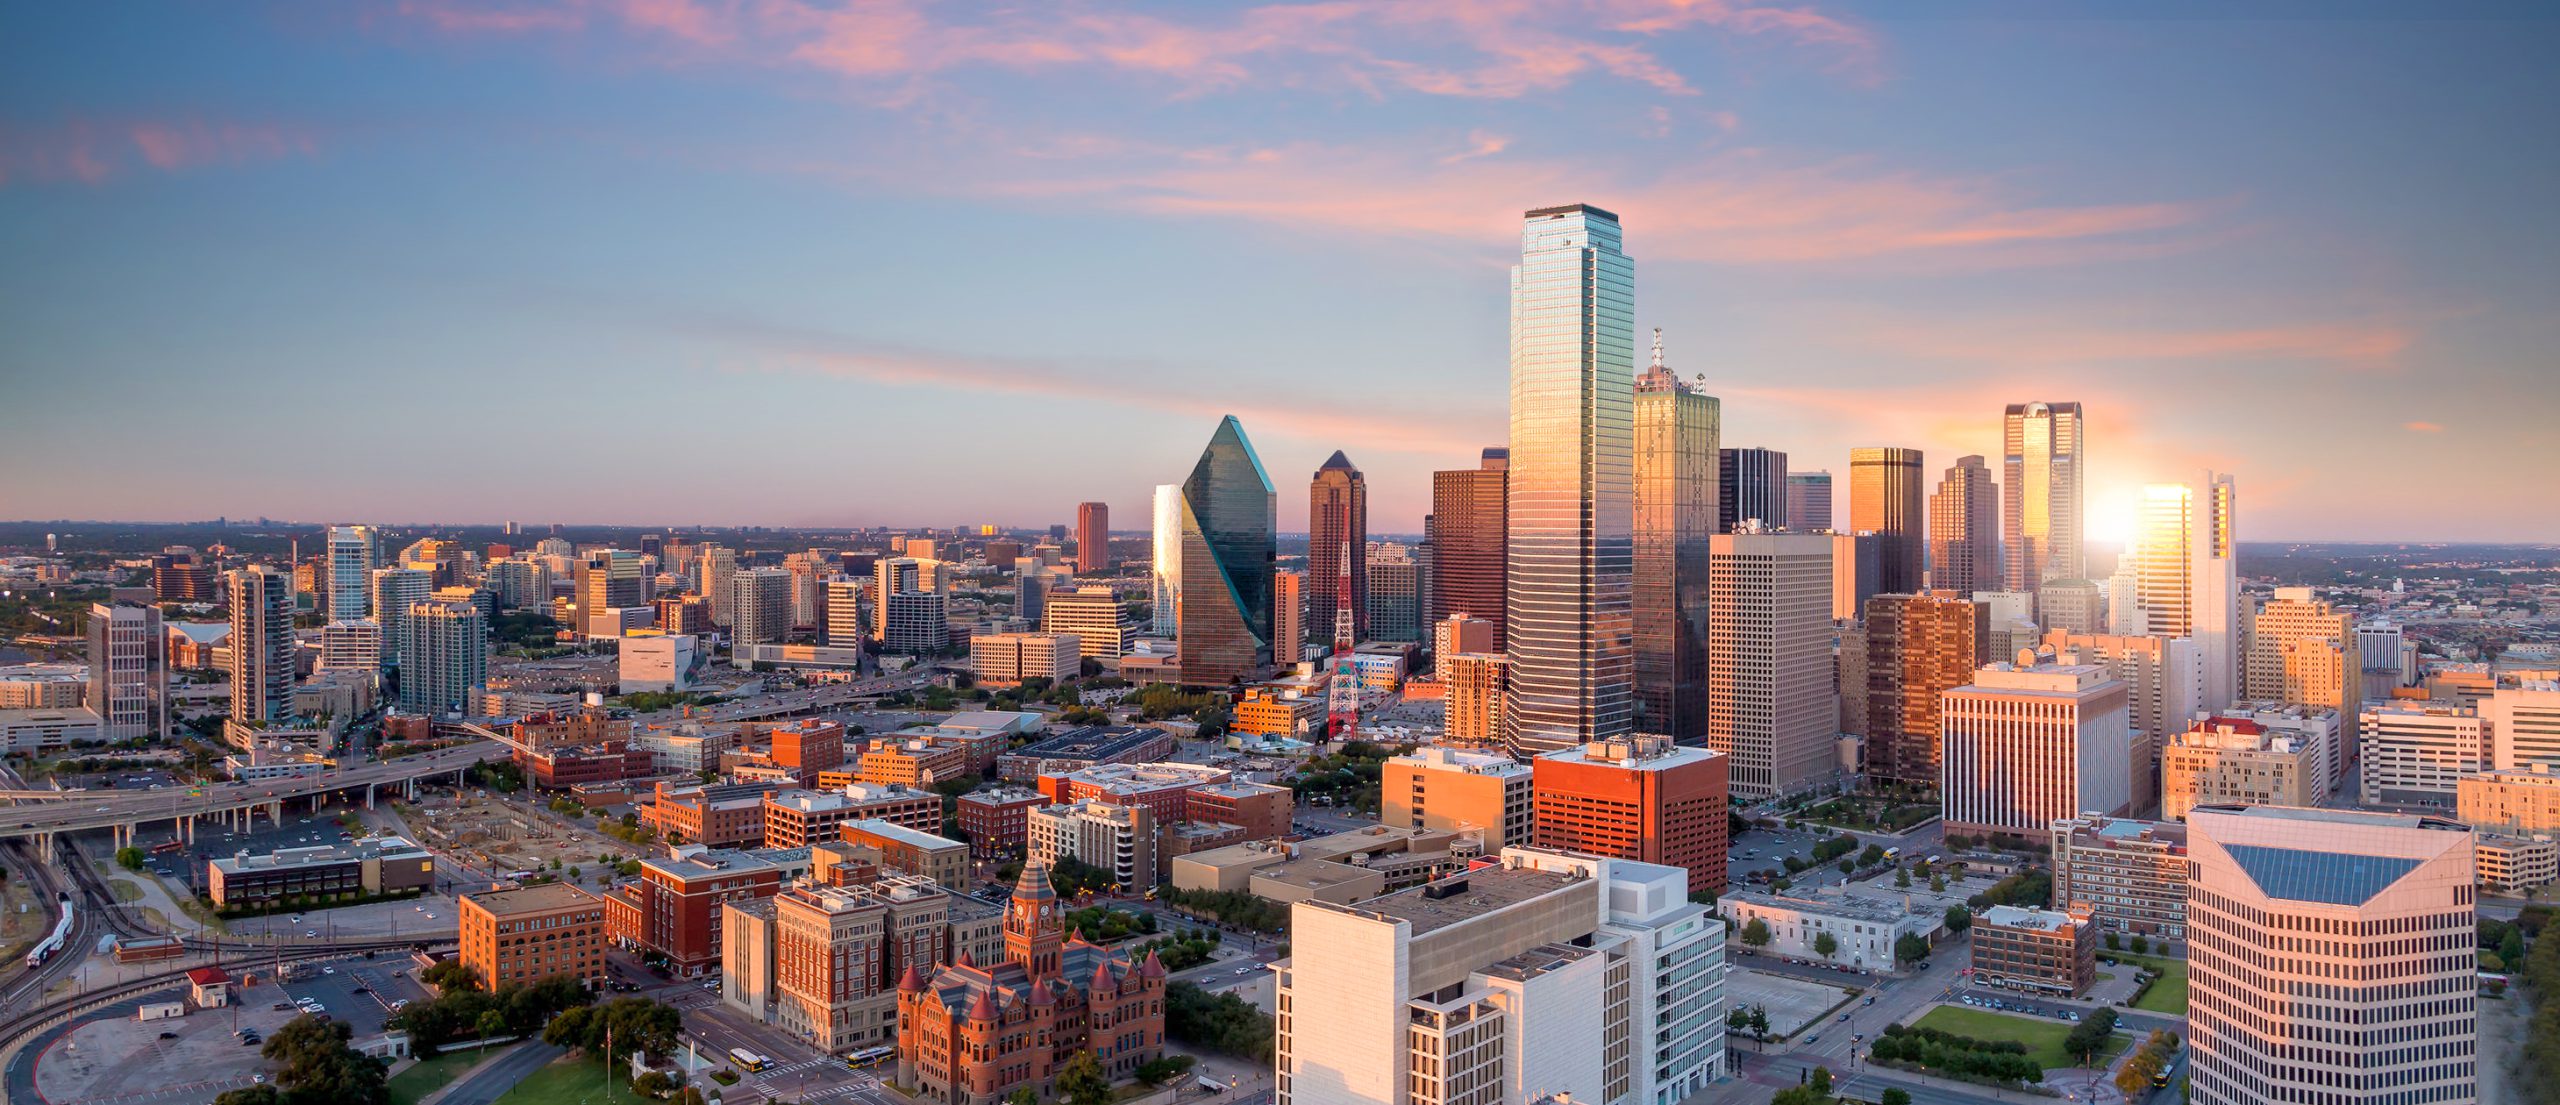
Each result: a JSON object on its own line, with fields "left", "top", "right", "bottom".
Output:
{"left": 2001, "top": 402, "right": 2084, "bottom": 594}
{"left": 1151, "top": 483, "right": 1183, "bottom": 636}
{"left": 1706, "top": 530, "right": 1835, "bottom": 800}
{"left": 1941, "top": 661, "right": 2133, "bottom": 838}
{"left": 1504, "top": 203, "right": 1636, "bottom": 759}
{"left": 2489, "top": 682, "right": 2560, "bottom": 768}
{"left": 326, "top": 524, "right": 377, "bottom": 620}
{"left": 228, "top": 566, "right": 297, "bottom": 724}
{"left": 822, "top": 575, "right": 865, "bottom": 648}
{"left": 399, "top": 599, "right": 487, "bottom": 715}
{"left": 698, "top": 544, "right": 738, "bottom": 628}
{"left": 728, "top": 567, "right": 794, "bottom": 664}
{"left": 1275, "top": 846, "right": 1724, "bottom": 1105}
{"left": 2358, "top": 701, "right": 2486, "bottom": 808}
{"left": 2185, "top": 806, "right": 2476, "bottom": 1105}
{"left": 320, "top": 619, "right": 384, "bottom": 674}
{"left": 2242, "top": 587, "right": 2355, "bottom": 720}
{"left": 86, "top": 601, "right": 165, "bottom": 740}
{"left": 486, "top": 557, "right": 546, "bottom": 611}
{"left": 2136, "top": 477, "right": 2238, "bottom": 710}
{"left": 371, "top": 566, "right": 433, "bottom": 671}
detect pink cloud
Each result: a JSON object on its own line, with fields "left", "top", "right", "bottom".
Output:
{"left": 2404, "top": 420, "right": 2444, "bottom": 432}
{"left": 1, "top": 119, "right": 316, "bottom": 187}
{"left": 1843, "top": 313, "right": 2414, "bottom": 368}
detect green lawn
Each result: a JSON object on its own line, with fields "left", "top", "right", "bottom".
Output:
{"left": 2118, "top": 954, "right": 2191, "bottom": 1014}
{"left": 1912, "top": 1005, "right": 2125, "bottom": 1071}
{"left": 388, "top": 1050, "right": 491, "bottom": 1105}
{"left": 493, "top": 1057, "right": 639, "bottom": 1105}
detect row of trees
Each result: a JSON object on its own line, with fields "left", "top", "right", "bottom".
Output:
{"left": 1166, "top": 980, "right": 1275, "bottom": 1062}
{"left": 1156, "top": 884, "right": 1290, "bottom": 933}
{"left": 2509, "top": 907, "right": 2560, "bottom": 1104}
{"left": 213, "top": 1015, "right": 388, "bottom": 1105}
{"left": 394, "top": 966, "right": 592, "bottom": 1055}
{"left": 1867, "top": 1023, "right": 2044, "bottom": 1085}
{"left": 2116, "top": 1028, "right": 2181, "bottom": 1095}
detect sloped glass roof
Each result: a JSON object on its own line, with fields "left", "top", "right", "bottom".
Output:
{"left": 2223, "top": 844, "right": 2421, "bottom": 907}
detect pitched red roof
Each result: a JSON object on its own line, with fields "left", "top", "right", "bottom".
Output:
{"left": 186, "top": 967, "right": 231, "bottom": 985}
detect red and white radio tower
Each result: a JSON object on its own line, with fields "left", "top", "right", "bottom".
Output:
{"left": 1326, "top": 520, "right": 1360, "bottom": 742}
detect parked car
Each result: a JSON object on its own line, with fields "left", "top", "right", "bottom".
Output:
{"left": 158, "top": 1031, "right": 179, "bottom": 1040}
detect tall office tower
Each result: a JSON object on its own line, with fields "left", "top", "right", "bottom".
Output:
{"left": 1830, "top": 532, "right": 1879, "bottom": 622}
{"left": 1849, "top": 446, "right": 1926, "bottom": 595}
{"left": 151, "top": 548, "right": 217, "bottom": 602}
{"left": 1927, "top": 455, "right": 1999, "bottom": 596}
{"left": 227, "top": 566, "right": 296, "bottom": 724}
{"left": 1707, "top": 530, "right": 1836, "bottom": 800}
{"left": 638, "top": 533, "right": 663, "bottom": 559}
{"left": 1432, "top": 615, "right": 1494, "bottom": 680}
{"left": 874, "top": 557, "right": 925, "bottom": 606}
{"left": 1271, "top": 570, "right": 1305, "bottom": 666}
{"left": 578, "top": 549, "right": 647, "bottom": 639}
{"left": 1175, "top": 416, "right": 1276, "bottom": 688}
{"left": 2001, "top": 401, "right": 2085, "bottom": 595}
{"left": 1504, "top": 203, "right": 1636, "bottom": 759}
{"left": 2242, "top": 587, "right": 2355, "bottom": 720}
{"left": 2185, "top": 806, "right": 2477, "bottom": 1105}
{"left": 822, "top": 577, "right": 865, "bottom": 648}
{"left": 1017, "top": 560, "right": 1057, "bottom": 625}
{"left": 1364, "top": 547, "right": 1420, "bottom": 642}
{"left": 1717, "top": 447, "right": 1789, "bottom": 533}
{"left": 1429, "top": 448, "right": 1508, "bottom": 647}
{"left": 1862, "top": 592, "right": 1989, "bottom": 788}
{"left": 1040, "top": 586, "right": 1131, "bottom": 659}
{"left": 1149, "top": 483, "right": 1182, "bottom": 637}
{"left": 86, "top": 601, "right": 165, "bottom": 740}
{"left": 1442, "top": 653, "right": 1509, "bottom": 747}
{"left": 371, "top": 567, "right": 433, "bottom": 671}
{"left": 325, "top": 525, "right": 377, "bottom": 620}
{"left": 1274, "top": 845, "right": 1726, "bottom": 1105}
{"left": 698, "top": 544, "right": 738, "bottom": 628}
{"left": 1531, "top": 733, "right": 1731, "bottom": 891}
{"left": 879, "top": 591, "right": 949, "bottom": 653}
{"left": 2355, "top": 620, "right": 2412, "bottom": 700}
{"left": 1787, "top": 471, "right": 1832, "bottom": 533}
{"left": 728, "top": 568, "right": 794, "bottom": 663}
{"left": 1074, "top": 501, "right": 1111, "bottom": 574}
{"left": 320, "top": 618, "right": 383, "bottom": 674}
{"left": 2043, "top": 631, "right": 2207, "bottom": 760}
{"left": 2489, "top": 684, "right": 2560, "bottom": 768}
{"left": 1308, "top": 451, "right": 1369, "bottom": 643}
{"left": 485, "top": 558, "right": 542, "bottom": 611}
{"left": 782, "top": 552, "right": 825, "bottom": 629}
{"left": 1940, "top": 661, "right": 2133, "bottom": 838}
{"left": 2036, "top": 578, "right": 2104, "bottom": 635}
{"left": 1632, "top": 330, "right": 1719, "bottom": 743}
{"left": 399, "top": 599, "right": 488, "bottom": 715}
{"left": 2137, "top": 476, "right": 2239, "bottom": 709}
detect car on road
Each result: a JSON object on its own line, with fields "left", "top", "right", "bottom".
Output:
{"left": 1837, "top": 1013, "right": 1851, "bottom": 1023}
{"left": 322, "top": 966, "right": 336, "bottom": 975}
{"left": 305, "top": 930, "right": 319, "bottom": 938}
{"left": 158, "top": 1031, "right": 179, "bottom": 1040}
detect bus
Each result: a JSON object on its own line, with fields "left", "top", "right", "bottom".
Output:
{"left": 729, "top": 1048, "right": 769, "bottom": 1072}
{"left": 847, "top": 1045, "right": 895, "bottom": 1068}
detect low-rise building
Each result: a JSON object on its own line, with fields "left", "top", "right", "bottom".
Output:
{"left": 1027, "top": 800, "right": 1157, "bottom": 891}
{"left": 1381, "top": 745, "right": 1535, "bottom": 849}
{"left": 765, "top": 785, "right": 941, "bottom": 848}
{"left": 1184, "top": 781, "right": 1293, "bottom": 841}
{"left": 458, "top": 882, "right": 607, "bottom": 989}
{"left": 616, "top": 845, "right": 790, "bottom": 976}
{"left": 995, "top": 725, "right": 1176, "bottom": 781}
{"left": 954, "top": 787, "right": 1050, "bottom": 859}
{"left": 516, "top": 742, "right": 656, "bottom": 790}
{"left": 0, "top": 707, "right": 102, "bottom": 753}
{"left": 2477, "top": 835, "right": 2560, "bottom": 893}
{"left": 643, "top": 780, "right": 779, "bottom": 848}
{"left": 619, "top": 633, "right": 698, "bottom": 694}
{"left": 2048, "top": 814, "right": 2190, "bottom": 940}
{"left": 2162, "top": 716, "right": 2319, "bottom": 822}
{"left": 970, "top": 632, "right": 1081, "bottom": 687}
{"left": 205, "top": 837, "right": 434, "bottom": 909}
{"left": 1231, "top": 688, "right": 1324, "bottom": 738}
{"left": 1169, "top": 824, "right": 1474, "bottom": 905}
{"left": 1716, "top": 887, "right": 1941, "bottom": 972}
{"left": 2459, "top": 763, "right": 2560, "bottom": 834}
{"left": 1970, "top": 904, "right": 2097, "bottom": 996}
{"left": 2359, "top": 702, "right": 2487, "bottom": 808}
{"left": 839, "top": 820, "right": 970, "bottom": 889}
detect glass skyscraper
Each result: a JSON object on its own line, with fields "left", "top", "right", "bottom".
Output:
{"left": 1176, "top": 416, "right": 1275, "bottom": 687}
{"left": 1150, "top": 483, "right": 1181, "bottom": 636}
{"left": 326, "top": 524, "right": 376, "bottom": 621}
{"left": 1504, "top": 203, "right": 1635, "bottom": 758}
{"left": 1633, "top": 328, "right": 1718, "bottom": 742}
{"left": 2002, "top": 401, "right": 2085, "bottom": 593}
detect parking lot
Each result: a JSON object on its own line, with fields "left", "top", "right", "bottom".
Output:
{"left": 1723, "top": 825, "right": 1832, "bottom": 891}
{"left": 30, "top": 957, "right": 430, "bottom": 1105}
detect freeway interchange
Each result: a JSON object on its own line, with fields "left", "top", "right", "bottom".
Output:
{"left": 0, "top": 741, "right": 508, "bottom": 849}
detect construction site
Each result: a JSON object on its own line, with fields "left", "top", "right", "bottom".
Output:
{"left": 397, "top": 788, "right": 650, "bottom": 883}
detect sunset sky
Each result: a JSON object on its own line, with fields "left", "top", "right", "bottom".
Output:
{"left": 3, "top": 1, "right": 2554, "bottom": 540}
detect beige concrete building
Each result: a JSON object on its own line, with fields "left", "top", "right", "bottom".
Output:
{"left": 968, "top": 632, "right": 1080, "bottom": 687}
{"left": 1707, "top": 529, "right": 1838, "bottom": 800}
{"left": 1381, "top": 746, "right": 1534, "bottom": 850}
{"left": 1941, "top": 662, "right": 2132, "bottom": 838}
{"left": 1040, "top": 585, "right": 1131, "bottom": 658}
{"left": 836, "top": 820, "right": 970, "bottom": 890}
{"left": 1027, "top": 799, "right": 1157, "bottom": 891}
{"left": 2240, "top": 587, "right": 2355, "bottom": 720}
{"left": 1276, "top": 846, "right": 1725, "bottom": 1105}
{"left": 2049, "top": 815, "right": 2190, "bottom": 940}
{"left": 2185, "top": 806, "right": 2476, "bottom": 1105}
{"left": 720, "top": 898, "right": 779, "bottom": 1021}
{"left": 1441, "top": 653, "right": 1507, "bottom": 747}
{"left": 2358, "top": 701, "right": 2486, "bottom": 808}
{"left": 2459, "top": 763, "right": 2560, "bottom": 833}
{"left": 2476, "top": 835, "right": 2559, "bottom": 893}
{"left": 1431, "top": 616, "right": 1494, "bottom": 680}
{"left": 2162, "top": 715, "right": 2319, "bottom": 822}
{"left": 1171, "top": 825, "right": 1469, "bottom": 905}
{"left": 2041, "top": 630, "right": 2205, "bottom": 754}
{"left": 2490, "top": 682, "right": 2560, "bottom": 768}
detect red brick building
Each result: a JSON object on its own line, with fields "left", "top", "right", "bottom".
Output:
{"left": 1183, "top": 782, "right": 1294, "bottom": 841}
{"left": 1530, "top": 734, "right": 1730, "bottom": 893}
{"left": 516, "top": 743, "right": 655, "bottom": 790}
{"left": 765, "top": 719, "right": 846, "bottom": 781}
{"left": 765, "top": 783, "right": 943, "bottom": 849}
{"left": 896, "top": 865, "right": 1165, "bottom": 1104}
{"left": 513, "top": 707, "right": 633, "bottom": 750}
{"left": 954, "top": 788, "right": 1050, "bottom": 859}
{"left": 617, "top": 846, "right": 788, "bottom": 975}
{"left": 643, "top": 781, "right": 780, "bottom": 848}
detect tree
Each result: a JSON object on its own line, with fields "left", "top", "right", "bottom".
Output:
{"left": 1809, "top": 1066, "right": 1833, "bottom": 1096}
{"left": 1748, "top": 1005, "right": 1769, "bottom": 1040}
{"left": 1881, "top": 1090, "right": 1912, "bottom": 1105}
{"left": 633, "top": 1070, "right": 676, "bottom": 1097}
{"left": 1135, "top": 1055, "right": 1197, "bottom": 1086}
{"left": 1930, "top": 874, "right": 1946, "bottom": 893}
{"left": 115, "top": 846, "right": 145, "bottom": 871}
{"left": 1895, "top": 866, "right": 1911, "bottom": 888}
{"left": 1837, "top": 858, "right": 1855, "bottom": 875}
{"left": 419, "top": 958, "right": 481, "bottom": 992}
{"left": 1813, "top": 931, "right": 1839, "bottom": 960}
{"left": 1007, "top": 1090, "right": 1040, "bottom": 1105}
{"left": 2129, "top": 934, "right": 2150, "bottom": 955}
{"left": 1742, "top": 918, "right": 1772, "bottom": 948}
{"left": 2063, "top": 1007, "right": 2118, "bottom": 1061}
{"left": 2501, "top": 928, "right": 2528, "bottom": 964}
{"left": 1944, "top": 905, "right": 1972, "bottom": 933}
{"left": 1728, "top": 1007, "right": 1750, "bottom": 1034}
{"left": 214, "top": 1089, "right": 285, "bottom": 1105}
{"left": 1895, "top": 932, "right": 1930, "bottom": 965}
{"left": 1056, "top": 1050, "right": 1112, "bottom": 1105}
{"left": 262, "top": 1013, "right": 389, "bottom": 1105}
{"left": 2105, "top": 932, "right": 2121, "bottom": 950}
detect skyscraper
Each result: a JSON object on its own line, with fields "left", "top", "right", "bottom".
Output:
{"left": 1271, "top": 569, "right": 1304, "bottom": 665}
{"left": 1862, "top": 592, "right": 1989, "bottom": 788}
{"left": 2002, "top": 401, "right": 2085, "bottom": 594}
{"left": 87, "top": 601, "right": 165, "bottom": 740}
{"left": 1074, "top": 501, "right": 1110, "bottom": 574}
{"left": 2242, "top": 587, "right": 2355, "bottom": 721}
{"left": 1707, "top": 530, "right": 1835, "bottom": 800}
{"left": 1175, "top": 416, "right": 1275, "bottom": 688}
{"left": 1850, "top": 446, "right": 1926, "bottom": 594}
{"left": 228, "top": 566, "right": 295, "bottom": 724}
{"left": 1787, "top": 471, "right": 1832, "bottom": 533}
{"left": 729, "top": 567, "right": 794, "bottom": 663}
{"left": 1149, "top": 483, "right": 1182, "bottom": 637}
{"left": 2185, "top": 806, "right": 2477, "bottom": 1105}
{"left": 1717, "top": 447, "right": 1788, "bottom": 533}
{"left": 371, "top": 566, "right": 432, "bottom": 671}
{"left": 698, "top": 544, "right": 738, "bottom": 628}
{"left": 399, "top": 598, "right": 488, "bottom": 715}
{"left": 578, "top": 549, "right": 647, "bottom": 639}
{"left": 1504, "top": 203, "right": 1635, "bottom": 759}
{"left": 1927, "top": 455, "right": 1999, "bottom": 596}
{"left": 823, "top": 576, "right": 864, "bottom": 647}
{"left": 1632, "top": 329, "right": 1718, "bottom": 742}
{"left": 1364, "top": 545, "right": 1420, "bottom": 642}
{"left": 1428, "top": 448, "right": 1508, "bottom": 648}
{"left": 1308, "top": 451, "right": 1368, "bottom": 643}
{"left": 1940, "top": 661, "right": 2133, "bottom": 837}
{"left": 2137, "top": 475, "right": 2239, "bottom": 709}
{"left": 326, "top": 524, "right": 376, "bottom": 620}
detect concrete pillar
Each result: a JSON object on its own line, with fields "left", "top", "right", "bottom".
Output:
{"left": 37, "top": 832, "right": 52, "bottom": 863}
{"left": 366, "top": 783, "right": 376, "bottom": 811}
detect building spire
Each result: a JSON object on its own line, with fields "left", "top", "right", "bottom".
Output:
{"left": 1651, "top": 327, "right": 1664, "bottom": 371}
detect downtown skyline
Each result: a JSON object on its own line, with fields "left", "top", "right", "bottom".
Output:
{"left": 4, "top": 2, "right": 2558, "bottom": 541}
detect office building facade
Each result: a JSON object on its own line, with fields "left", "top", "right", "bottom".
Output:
{"left": 1862, "top": 591, "right": 1989, "bottom": 789}
{"left": 1927, "top": 455, "right": 1998, "bottom": 597}
{"left": 1531, "top": 734, "right": 1729, "bottom": 892}
{"left": 1941, "top": 662, "right": 2132, "bottom": 838}
{"left": 2001, "top": 402, "right": 2084, "bottom": 594}
{"left": 1177, "top": 416, "right": 1277, "bottom": 687}
{"left": 326, "top": 524, "right": 377, "bottom": 621}
{"left": 2049, "top": 814, "right": 2190, "bottom": 940}
{"left": 399, "top": 599, "right": 486, "bottom": 715}
{"left": 1717, "top": 447, "right": 1787, "bottom": 534}
{"left": 1074, "top": 501, "right": 1111, "bottom": 574}
{"left": 227, "top": 566, "right": 296, "bottom": 724}
{"left": 1787, "top": 470, "right": 1831, "bottom": 534}
{"left": 1632, "top": 331, "right": 1717, "bottom": 742}
{"left": 1707, "top": 531, "right": 1835, "bottom": 800}
{"left": 2136, "top": 476, "right": 2238, "bottom": 710}
{"left": 1429, "top": 449, "right": 1508, "bottom": 647}
{"left": 87, "top": 600, "right": 165, "bottom": 740}
{"left": 1309, "top": 452, "right": 1369, "bottom": 642}
{"left": 1849, "top": 446, "right": 1926, "bottom": 596}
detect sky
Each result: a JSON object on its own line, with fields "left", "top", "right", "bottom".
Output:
{"left": 2, "top": 1, "right": 2555, "bottom": 542}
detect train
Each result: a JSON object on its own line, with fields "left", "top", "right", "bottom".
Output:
{"left": 25, "top": 892, "right": 73, "bottom": 968}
